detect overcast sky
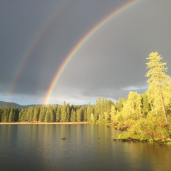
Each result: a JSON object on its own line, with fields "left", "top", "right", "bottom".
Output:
{"left": 0, "top": 0, "right": 171, "bottom": 105}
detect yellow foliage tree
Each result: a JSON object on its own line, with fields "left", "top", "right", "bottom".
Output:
{"left": 146, "top": 52, "right": 170, "bottom": 124}
{"left": 122, "top": 91, "right": 142, "bottom": 120}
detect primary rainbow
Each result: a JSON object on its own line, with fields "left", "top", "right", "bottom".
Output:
{"left": 43, "top": 0, "right": 140, "bottom": 105}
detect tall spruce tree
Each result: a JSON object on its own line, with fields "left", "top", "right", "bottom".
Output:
{"left": 146, "top": 52, "right": 170, "bottom": 123}
{"left": 87, "top": 102, "right": 91, "bottom": 122}
{"left": 83, "top": 107, "right": 87, "bottom": 121}
{"left": 56, "top": 107, "right": 61, "bottom": 122}
{"left": 110, "top": 105, "right": 116, "bottom": 123}
{"left": 61, "top": 101, "right": 67, "bottom": 122}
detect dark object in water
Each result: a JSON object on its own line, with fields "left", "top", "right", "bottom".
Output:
{"left": 119, "top": 139, "right": 127, "bottom": 142}
{"left": 61, "top": 138, "right": 66, "bottom": 140}
{"left": 132, "top": 139, "right": 140, "bottom": 143}
{"left": 113, "top": 139, "right": 117, "bottom": 142}
{"left": 141, "top": 140, "right": 146, "bottom": 143}
{"left": 107, "top": 125, "right": 110, "bottom": 128}
{"left": 159, "top": 143, "right": 166, "bottom": 147}
{"left": 127, "top": 137, "right": 132, "bottom": 141}
{"left": 98, "top": 138, "right": 100, "bottom": 139}
{"left": 122, "top": 139, "right": 127, "bottom": 142}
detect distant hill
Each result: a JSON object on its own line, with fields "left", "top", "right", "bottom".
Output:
{"left": 0, "top": 101, "right": 89, "bottom": 110}
{"left": 0, "top": 101, "right": 42, "bottom": 110}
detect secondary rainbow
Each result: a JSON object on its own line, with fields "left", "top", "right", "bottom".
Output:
{"left": 6, "top": 1, "right": 68, "bottom": 103}
{"left": 44, "top": 0, "right": 140, "bottom": 105}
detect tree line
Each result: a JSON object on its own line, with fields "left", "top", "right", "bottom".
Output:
{"left": 1, "top": 52, "right": 171, "bottom": 136}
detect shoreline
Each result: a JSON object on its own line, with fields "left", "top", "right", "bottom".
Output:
{"left": 0, "top": 122, "right": 89, "bottom": 125}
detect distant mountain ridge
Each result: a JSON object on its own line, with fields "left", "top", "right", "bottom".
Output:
{"left": 0, "top": 101, "right": 42, "bottom": 110}
{"left": 0, "top": 101, "right": 88, "bottom": 110}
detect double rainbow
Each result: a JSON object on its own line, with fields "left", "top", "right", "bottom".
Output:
{"left": 43, "top": 0, "right": 140, "bottom": 105}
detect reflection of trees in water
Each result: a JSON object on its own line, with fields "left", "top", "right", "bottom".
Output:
{"left": 124, "top": 141, "right": 171, "bottom": 171}
{"left": 1, "top": 124, "right": 171, "bottom": 170}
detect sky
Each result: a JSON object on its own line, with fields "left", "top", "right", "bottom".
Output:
{"left": 1, "top": 0, "right": 171, "bottom": 105}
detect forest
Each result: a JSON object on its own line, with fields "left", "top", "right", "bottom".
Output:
{"left": 1, "top": 52, "right": 171, "bottom": 142}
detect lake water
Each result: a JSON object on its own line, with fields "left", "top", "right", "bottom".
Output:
{"left": 0, "top": 124, "right": 171, "bottom": 171}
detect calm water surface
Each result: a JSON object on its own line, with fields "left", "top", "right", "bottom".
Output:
{"left": 0, "top": 124, "right": 171, "bottom": 171}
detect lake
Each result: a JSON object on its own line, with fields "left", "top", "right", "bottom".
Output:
{"left": 0, "top": 124, "right": 171, "bottom": 171}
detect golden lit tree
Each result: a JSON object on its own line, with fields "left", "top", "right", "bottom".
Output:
{"left": 146, "top": 52, "right": 170, "bottom": 124}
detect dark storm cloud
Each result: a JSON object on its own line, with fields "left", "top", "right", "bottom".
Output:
{"left": 0, "top": 0, "right": 171, "bottom": 105}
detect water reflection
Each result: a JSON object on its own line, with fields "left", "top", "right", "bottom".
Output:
{"left": 0, "top": 124, "right": 171, "bottom": 171}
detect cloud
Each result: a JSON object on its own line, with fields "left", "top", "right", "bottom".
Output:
{"left": 0, "top": 0, "right": 171, "bottom": 105}
{"left": 122, "top": 86, "right": 148, "bottom": 91}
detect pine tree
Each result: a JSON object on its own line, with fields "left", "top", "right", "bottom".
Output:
{"left": 39, "top": 107, "right": 45, "bottom": 122}
{"left": 29, "top": 107, "right": 34, "bottom": 122}
{"left": 72, "top": 110, "right": 76, "bottom": 122}
{"left": 66, "top": 104, "right": 70, "bottom": 122}
{"left": 14, "top": 107, "right": 19, "bottom": 122}
{"left": 100, "top": 98, "right": 105, "bottom": 121}
{"left": 141, "top": 93, "right": 150, "bottom": 117}
{"left": 56, "top": 107, "right": 61, "bottom": 122}
{"left": 0, "top": 108, "right": 2, "bottom": 122}
{"left": 77, "top": 108, "right": 82, "bottom": 122}
{"left": 45, "top": 109, "right": 50, "bottom": 122}
{"left": 61, "top": 101, "right": 67, "bottom": 122}
{"left": 50, "top": 108, "right": 55, "bottom": 122}
{"left": 87, "top": 102, "right": 91, "bottom": 122}
{"left": 33, "top": 106, "right": 39, "bottom": 122}
{"left": 90, "top": 113, "right": 94, "bottom": 123}
{"left": 110, "top": 105, "right": 116, "bottom": 122}
{"left": 83, "top": 107, "right": 87, "bottom": 121}
{"left": 93, "top": 106, "right": 98, "bottom": 123}
{"left": 96, "top": 96, "right": 101, "bottom": 121}
{"left": 146, "top": 52, "right": 170, "bottom": 123}
{"left": 9, "top": 107, "right": 14, "bottom": 122}
{"left": 19, "top": 109, "right": 24, "bottom": 122}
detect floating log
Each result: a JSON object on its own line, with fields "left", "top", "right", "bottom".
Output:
{"left": 61, "top": 138, "right": 66, "bottom": 140}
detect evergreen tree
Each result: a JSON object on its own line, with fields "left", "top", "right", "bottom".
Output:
{"left": 56, "top": 107, "right": 61, "bottom": 122}
{"left": 141, "top": 93, "right": 150, "bottom": 117}
{"left": 61, "top": 101, "right": 67, "bottom": 122}
{"left": 100, "top": 98, "right": 105, "bottom": 121}
{"left": 0, "top": 108, "right": 2, "bottom": 122}
{"left": 90, "top": 113, "right": 94, "bottom": 123}
{"left": 33, "top": 106, "right": 39, "bottom": 122}
{"left": 39, "top": 107, "right": 45, "bottom": 122}
{"left": 77, "top": 108, "right": 83, "bottom": 122}
{"left": 87, "top": 102, "right": 91, "bottom": 122}
{"left": 96, "top": 96, "right": 101, "bottom": 121}
{"left": 146, "top": 52, "right": 170, "bottom": 123}
{"left": 19, "top": 108, "right": 24, "bottom": 122}
{"left": 83, "top": 107, "right": 87, "bottom": 121}
{"left": 66, "top": 104, "right": 70, "bottom": 122}
{"left": 93, "top": 106, "right": 98, "bottom": 123}
{"left": 14, "top": 107, "right": 19, "bottom": 122}
{"left": 9, "top": 106, "right": 14, "bottom": 122}
{"left": 72, "top": 110, "right": 76, "bottom": 122}
{"left": 110, "top": 105, "right": 116, "bottom": 122}
{"left": 3, "top": 107, "right": 9, "bottom": 122}
{"left": 29, "top": 107, "right": 34, "bottom": 122}
{"left": 45, "top": 109, "right": 50, "bottom": 122}
{"left": 50, "top": 108, "right": 55, "bottom": 122}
